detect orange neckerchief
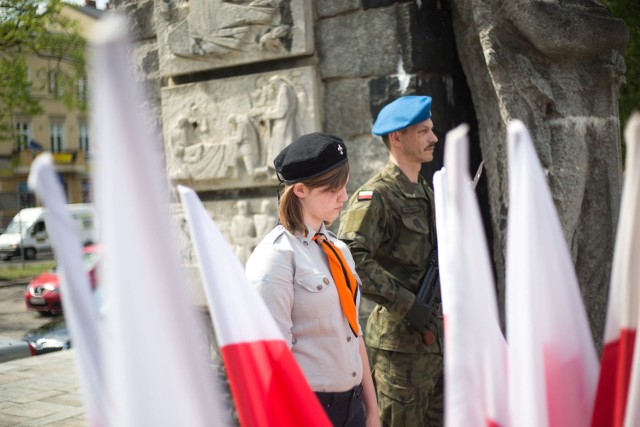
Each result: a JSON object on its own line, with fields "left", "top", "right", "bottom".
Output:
{"left": 312, "top": 233, "right": 359, "bottom": 337}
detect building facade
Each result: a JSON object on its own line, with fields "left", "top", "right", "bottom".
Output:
{"left": 0, "top": 2, "right": 104, "bottom": 227}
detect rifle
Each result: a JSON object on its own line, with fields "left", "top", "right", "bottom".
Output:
{"left": 415, "top": 160, "right": 483, "bottom": 306}
{"left": 413, "top": 248, "right": 440, "bottom": 346}
{"left": 416, "top": 248, "right": 440, "bottom": 308}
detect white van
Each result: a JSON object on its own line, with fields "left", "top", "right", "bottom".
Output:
{"left": 0, "top": 204, "right": 97, "bottom": 260}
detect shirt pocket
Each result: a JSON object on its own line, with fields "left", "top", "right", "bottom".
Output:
{"left": 390, "top": 212, "right": 430, "bottom": 266}
{"left": 294, "top": 273, "right": 335, "bottom": 317}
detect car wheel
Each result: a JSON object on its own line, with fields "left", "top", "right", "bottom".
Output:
{"left": 24, "top": 248, "right": 36, "bottom": 260}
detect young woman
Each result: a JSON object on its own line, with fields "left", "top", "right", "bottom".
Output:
{"left": 246, "top": 133, "right": 379, "bottom": 427}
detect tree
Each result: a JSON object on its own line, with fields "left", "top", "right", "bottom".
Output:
{"left": 0, "top": 0, "right": 86, "bottom": 148}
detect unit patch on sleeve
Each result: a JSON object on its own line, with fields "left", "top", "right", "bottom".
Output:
{"left": 357, "top": 190, "right": 374, "bottom": 201}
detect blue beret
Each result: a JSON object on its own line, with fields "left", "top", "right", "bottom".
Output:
{"left": 372, "top": 96, "right": 433, "bottom": 136}
{"left": 274, "top": 133, "right": 348, "bottom": 184}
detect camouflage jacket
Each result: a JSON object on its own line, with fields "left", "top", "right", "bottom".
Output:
{"left": 338, "top": 161, "right": 442, "bottom": 354}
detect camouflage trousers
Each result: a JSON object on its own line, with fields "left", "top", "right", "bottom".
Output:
{"left": 369, "top": 347, "right": 443, "bottom": 427}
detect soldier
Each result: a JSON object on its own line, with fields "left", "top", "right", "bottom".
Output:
{"left": 338, "top": 96, "right": 443, "bottom": 427}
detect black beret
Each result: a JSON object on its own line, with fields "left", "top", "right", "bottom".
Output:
{"left": 273, "top": 133, "right": 348, "bottom": 184}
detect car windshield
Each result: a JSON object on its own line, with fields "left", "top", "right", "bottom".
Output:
{"left": 4, "top": 219, "right": 29, "bottom": 234}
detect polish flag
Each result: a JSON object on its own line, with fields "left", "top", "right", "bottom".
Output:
{"left": 434, "top": 124, "right": 509, "bottom": 427}
{"left": 592, "top": 112, "right": 640, "bottom": 427}
{"left": 178, "top": 185, "right": 331, "bottom": 427}
{"left": 28, "top": 153, "right": 108, "bottom": 427}
{"left": 178, "top": 186, "right": 331, "bottom": 427}
{"left": 506, "top": 120, "right": 598, "bottom": 427}
{"left": 89, "top": 15, "right": 224, "bottom": 426}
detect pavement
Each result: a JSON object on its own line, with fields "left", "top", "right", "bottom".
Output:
{"left": 0, "top": 350, "right": 86, "bottom": 427}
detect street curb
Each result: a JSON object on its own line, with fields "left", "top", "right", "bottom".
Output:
{"left": 0, "top": 278, "right": 32, "bottom": 288}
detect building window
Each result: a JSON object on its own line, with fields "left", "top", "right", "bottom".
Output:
{"left": 48, "top": 70, "right": 63, "bottom": 98}
{"left": 76, "top": 78, "right": 87, "bottom": 102}
{"left": 79, "top": 121, "right": 90, "bottom": 157}
{"left": 81, "top": 179, "right": 92, "bottom": 203}
{"left": 15, "top": 120, "right": 31, "bottom": 151}
{"left": 18, "top": 182, "right": 35, "bottom": 209}
{"left": 50, "top": 122, "right": 65, "bottom": 152}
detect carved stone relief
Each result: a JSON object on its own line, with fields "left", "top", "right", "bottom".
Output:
{"left": 156, "top": 0, "right": 314, "bottom": 76}
{"left": 169, "top": 198, "right": 278, "bottom": 304}
{"left": 202, "top": 198, "right": 278, "bottom": 267}
{"left": 450, "top": 0, "right": 627, "bottom": 339}
{"left": 161, "top": 66, "right": 321, "bottom": 191}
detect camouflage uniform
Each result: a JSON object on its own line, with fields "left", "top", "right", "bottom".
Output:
{"left": 338, "top": 161, "right": 444, "bottom": 427}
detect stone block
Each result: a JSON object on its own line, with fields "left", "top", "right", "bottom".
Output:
{"left": 316, "top": 0, "right": 360, "bottom": 18}
{"left": 323, "top": 79, "right": 373, "bottom": 139}
{"left": 155, "top": 0, "right": 314, "bottom": 77}
{"left": 317, "top": 7, "right": 401, "bottom": 79}
{"left": 160, "top": 66, "right": 322, "bottom": 191}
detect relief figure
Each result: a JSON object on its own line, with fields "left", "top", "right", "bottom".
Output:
{"left": 230, "top": 200, "right": 256, "bottom": 266}
{"left": 167, "top": 0, "right": 290, "bottom": 58}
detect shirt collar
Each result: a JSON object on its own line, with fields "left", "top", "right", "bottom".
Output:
{"left": 384, "top": 161, "right": 428, "bottom": 199}
{"left": 296, "top": 223, "right": 328, "bottom": 245}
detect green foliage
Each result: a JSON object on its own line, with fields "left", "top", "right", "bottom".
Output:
{"left": 0, "top": 260, "right": 55, "bottom": 281}
{"left": 601, "top": 0, "right": 640, "bottom": 134}
{"left": 0, "top": 56, "right": 42, "bottom": 143}
{"left": 0, "top": 0, "right": 87, "bottom": 145}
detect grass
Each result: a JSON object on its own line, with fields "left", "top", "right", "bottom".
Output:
{"left": 0, "top": 261, "right": 56, "bottom": 281}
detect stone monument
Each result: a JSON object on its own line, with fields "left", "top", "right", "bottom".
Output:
{"left": 450, "top": 0, "right": 629, "bottom": 341}
{"left": 117, "top": 0, "right": 628, "bottom": 354}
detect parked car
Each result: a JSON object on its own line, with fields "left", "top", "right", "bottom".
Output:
{"left": 24, "top": 245, "right": 100, "bottom": 315}
{"left": 0, "top": 204, "right": 97, "bottom": 260}
{"left": 22, "top": 318, "right": 70, "bottom": 356}
{"left": 23, "top": 286, "right": 105, "bottom": 356}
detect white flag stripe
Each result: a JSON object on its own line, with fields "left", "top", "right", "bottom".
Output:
{"left": 178, "top": 185, "right": 283, "bottom": 345}
{"left": 28, "top": 153, "right": 108, "bottom": 426}
{"left": 606, "top": 111, "right": 640, "bottom": 338}
{"left": 621, "top": 113, "right": 640, "bottom": 427}
{"left": 89, "top": 15, "right": 222, "bottom": 426}
{"left": 432, "top": 168, "right": 449, "bottom": 318}
{"left": 506, "top": 120, "right": 598, "bottom": 427}
{"left": 436, "top": 125, "right": 508, "bottom": 427}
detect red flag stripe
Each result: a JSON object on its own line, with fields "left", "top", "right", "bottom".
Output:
{"left": 221, "top": 340, "right": 331, "bottom": 427}
{"left": 591, "top": 329, "right": 637, "bottom": 427}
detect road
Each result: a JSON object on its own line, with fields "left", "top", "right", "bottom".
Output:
{"left": 0, "top": 282, "right": 57, "bottom": 341}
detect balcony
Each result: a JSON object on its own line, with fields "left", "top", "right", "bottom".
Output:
{"left": 9, "top": 149, "right": 89, "bottom": 175}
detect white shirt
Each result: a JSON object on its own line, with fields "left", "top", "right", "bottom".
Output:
{"left": 246, "top": 223, "right": 363, "bottom": 392}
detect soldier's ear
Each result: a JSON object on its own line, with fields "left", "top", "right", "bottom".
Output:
{"left": 388, "top": 131, "right": 402, "bottom": 147}
{"left": 292, "top": 183, "right": 308, "bottom": 198}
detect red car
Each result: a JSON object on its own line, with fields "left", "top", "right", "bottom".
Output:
{"left": 24, "top": 245, "right": 100, "bottom": 315}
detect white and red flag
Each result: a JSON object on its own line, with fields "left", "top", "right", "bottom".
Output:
{"left": 28, "top": 153, "right": 108, "bottom": 427}
{"left": 434, "top": 124, "right": 508, "bottom": 427}
{"left": 178, "top": 185, "right": 331, "bottom": 427}
{"left": 89, "top": 15, "right": 224, "bottom": 426}
{"left": 506, "top": 120, "right": 598, "bottom": 427}
{"left": 592, "top": 112, "right": 640, "bottom": 427}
